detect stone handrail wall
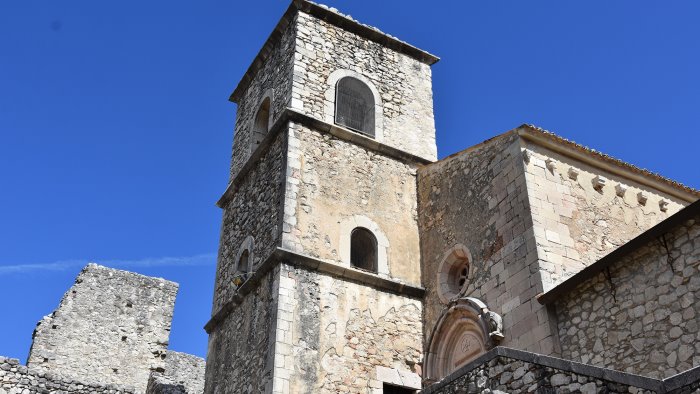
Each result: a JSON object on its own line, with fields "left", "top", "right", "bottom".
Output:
{"left": 421, "top": 347, "right": 700, "bottom": 394}
{"left": 0, "top": 356, "right": 135, "bottom": 394}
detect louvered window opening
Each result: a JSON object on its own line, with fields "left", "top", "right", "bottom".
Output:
{"left": 335, "top": 77, "right": 375, "bottom": 137}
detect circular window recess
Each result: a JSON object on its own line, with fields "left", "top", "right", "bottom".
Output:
{"left": 437, "top": 246, "right": 473, "bottom": 304}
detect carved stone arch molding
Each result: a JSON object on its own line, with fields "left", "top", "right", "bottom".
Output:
{"left": 424, "top": 297, "right": 503, "bottom": 383}
{"left": 324, "top": 69, "right": 385, "bottom": 142}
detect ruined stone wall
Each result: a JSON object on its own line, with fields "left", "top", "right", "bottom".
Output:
{"left": 204, "top": 268, "right": 278, "bottom": 394}
{"left": 555, "top": 213, "right": 700, "bottom": 378}
{"left": 292, "top": 10, "right": 437, "bottom": 161}
{"left": 213, "top": 130, "right": 286, "bottom": 312}
{"left": 229, "top": 14, "right": 296, "bottom": 179}
{"left": 161, "top": 351, "right": 205, "bottom": 394}
{"left": 145, "top": 374, "right": 186, "bottom": 394}
{"left": 26, "top": 264, "right": 177, "bottom": 393}
{"left": 0, "top": 356, "right": 135, "bottom": 394}
{"left": 421, "top": 348, "right": 661, "bottom": 394}
{"left": 418, "top": 133, "right": 557, "bottom": 356}
{"left": 522, "top": 139, "right": 688, "bottom": 291}
{"left": 271, "top": 263, "right": 422, "bottom": 393}
{"left": 281, "top": 123, "right": 421, "bottom": 285}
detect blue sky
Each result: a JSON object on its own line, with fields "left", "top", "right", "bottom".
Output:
{"left": 1, "top": 1, "right": 698, "bottom": 363}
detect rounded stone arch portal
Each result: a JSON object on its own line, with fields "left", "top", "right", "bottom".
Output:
{"left": 424, "top": 297, "right": 499, "bottom": 383}
{"left": 324, "top": 69, "right": 384, "bottom": 142}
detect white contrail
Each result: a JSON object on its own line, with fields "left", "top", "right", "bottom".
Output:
{"left": 0, "top": 253, "right": 216, "bottom": 275}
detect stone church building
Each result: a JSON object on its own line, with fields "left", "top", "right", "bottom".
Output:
{"left": 2, "top": 1, "right": 700, "bottom": 393}
{"left": 203, "top": 1, "right": 700, "bottom": 392}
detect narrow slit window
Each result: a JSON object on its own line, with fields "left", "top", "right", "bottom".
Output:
{"left": 350, "top": 227, "right": 378, "bottom": 272}
{"left": 335, "top": 77, "right": 375, "bottom": 137}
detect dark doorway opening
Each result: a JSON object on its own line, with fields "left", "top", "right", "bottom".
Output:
{"left": 383, "top": 383, "right": 416, "bottom": 394}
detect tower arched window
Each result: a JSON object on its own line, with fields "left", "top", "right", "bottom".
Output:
{"left": 252, "top": 97, "right": 271, "bottom": 150}
{"left": 237, "top": 250, "right": 249, "bottom": 274}
{"left": 350, "top": 227, "right": 378, "bottom": 272}
{"left": 335, "top": 77, "right": 375, "bottom": 137}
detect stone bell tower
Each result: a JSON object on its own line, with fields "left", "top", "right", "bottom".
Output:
{"left": 204, "top": 1, "right": 439, "bottom": 393}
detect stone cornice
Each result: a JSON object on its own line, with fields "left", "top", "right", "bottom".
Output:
{"left": 216, "top": 108, "right": 431, "bottom": 208}
{"left": 518, "top": 125, "right": 700, "bottom": 202}
{"left": 229, "top": 0, "right": 439, "bottom": 103}
{"left": 204, "top": 247, "right": 425, "bottom": 333}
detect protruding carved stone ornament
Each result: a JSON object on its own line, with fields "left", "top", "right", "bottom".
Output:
{"left": 615, "top": 184, "right": 627, "bottom": 197}
{"left": 545, "top": 158, "right": 556, "bottom": 173}
{"left": 637, "top": 191, "right": 648, "bottom": 205}
{"left": 567, "top": 167, "right": 579, "bottom": 181}
{"left": 592, "top": 176, "right": 607, "bottom": 192}
{"left": 521, "top": 149, "right": 530, "bottom": 164}
{"left": 659, "top": 200, "right": 669, "bottom": 212}
{"left": 483, "top": 309, "right": 504, "bottom": 341}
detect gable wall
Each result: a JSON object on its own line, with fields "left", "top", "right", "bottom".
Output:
{"left": 521, "top": 137, "right": 689, "bottom": 292}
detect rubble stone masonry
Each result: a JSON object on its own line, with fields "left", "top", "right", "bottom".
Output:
{"left": 555, "top": 213, "right": 700, "bottom": 378}
{"left": 522, "top": 136, "right": 687, "bottom": 291}
{"left": 421, "top": 347, "right": 700, "bottom": 394}
{"left": 292, "top": 10, "right": 437, "bottom": 161}
{"left": 26, "top": 264, "right": 178, "bottom": 393}
{"left": 282, "top": 123, "right": 421, "bottom": 285}
{"left": 204, "top": 268, "right": 278, "bottom": 394}
{"left": 228, "top": 13, "right": 295, "bottom": 179}
{"left": 272, "top": 264, "right": 423, "bottom": 393}
{"left": 213, "top": 130, "right": 286, "bottom": 312}
{"left": 1, "top": 356, "right": 135, "bottom": 394}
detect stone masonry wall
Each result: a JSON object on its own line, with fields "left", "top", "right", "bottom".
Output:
{"left": 27, "top": 264, "right": 177, "bottom": 393}
{"left": 522, "top": 138, "right": 688, "bottom": 291}
{"left": 229, "top": 13, "right": 296, "bottom": 179}
{"left": 204, "top": 268, "right": 278, "bottom": 394}
{"left": 213, "top": 130, "right": 286, "bottom": 312}
{"left": 292, "top": 10, "right": 437, "bottom": 161}
{"left": 271, "top": 263, "right": 423, "bottom": 393}
{"left": 555, "top": 213, "right": 700, "bottom": 378}
{"left": 282, "top": 123, "right": 421, "bottom": 285}
{"left": 418, "top": 133, "right": 557, "bottom": 356}
{"left": 422, "top": 349, "right": 657, "bottom": 394}
{"left": 145, "top": 374, "right": 186, "bottom": 394}
{"left": 161, "top": 351, "right": 205, "bottom": 394}
{"left": 0, "top": 356, "right": 135, "bottom": 394}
